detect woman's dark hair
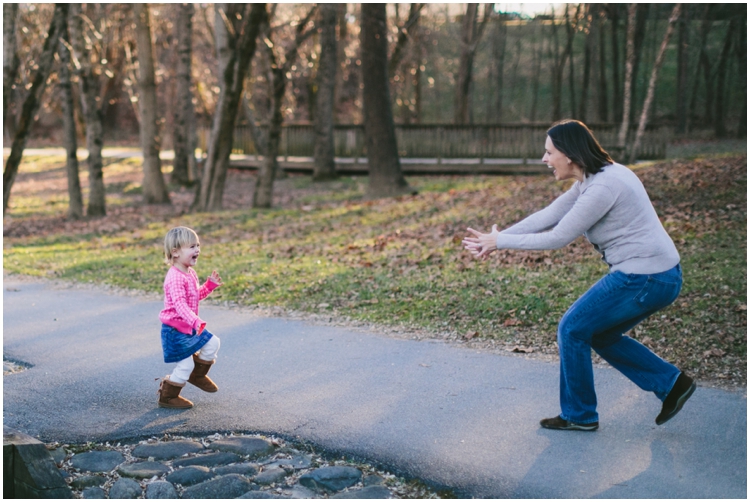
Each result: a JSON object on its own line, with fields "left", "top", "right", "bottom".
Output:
{"left": 547, "top": 119, "right": 613, "bottom": 177}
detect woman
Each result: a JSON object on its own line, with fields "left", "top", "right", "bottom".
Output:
{"left": 462, "top": 119, "right": 695, "bottom": 431}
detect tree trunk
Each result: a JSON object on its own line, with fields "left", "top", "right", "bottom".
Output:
{"left": 197, "top": 4, "right": 266, "bottom": 211}
{"left": 674, "top": 7, "right": 689, "bottom": 134}
{"left": 171, "top": 3, "right": 197, "bottom": 186}
{"left": 734, "top": 17, "right": 747, "bottom": 137}
{"left": 567, "top": 8, "right": 577, "bottom": 118}
{"left": 578, "top": 5, "right": 595, "bottom": 122}
{"left": 618, "top": 4, "right": 637, "bottom": 149}
{"left": 454, "top": 4, "right": 489, "bottom": 125}
{"left": 628, "top": 4, "right": 650, "bottom": 123}
{"left": 629, "top": 4, "right": 681, "bottom": 164}
{"left": 69, "top": 3, "right": 107, "bottom": 216}
{"left": 360, "top": 3, "right": 412, "bottom": 199}
{"left": 530, "top": 23, "right": 543, "bottom": 122}
{"left": 313, "top": 3, "right": 338, "bottom": 181}
{"left": 253, "top": 66, "right": 284, "bottom": 208}
{"left": 687, "top": 8, "right": 711, "bottom": 130}
{"left": 134, "top": 4, "right": 170, "bottom": 204}
{"left": 714, "top": 18, "right": 737, "bottom": 139}
{"left": 3, "top": 4, "right": 66, "bottom": 215}
{"left": 597, "top": 8, "right": 609, "bottom": 122}
{"left": 253, "top": 6, "right": 317, "bottom": 207}
{"left": 550, "top": 5, "right": 578, "bottom": 121}
{"left": 388, "top": 3, "right": 423, "bottom": 79}
{"left": 491, "top": 15, "right": 507, "bottom": 121}
{"left": 3, "top": 4, "right": 20, "bottom": 142}
{"left": 334, "top": 3, "right": 348, "bottom": 121}
{"left": 58, "top": 8, "right": 84, "bottom": 220}
{"left": 609, "top": 5, "right": 622, "bottom": 122}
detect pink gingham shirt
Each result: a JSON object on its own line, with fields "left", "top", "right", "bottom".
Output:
{"left": 159, "top": 266, "right": 219, "bottom": 335}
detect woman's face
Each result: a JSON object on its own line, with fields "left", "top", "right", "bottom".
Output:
{"left": 542, "top": 136, "right": 583, "bottom": 182}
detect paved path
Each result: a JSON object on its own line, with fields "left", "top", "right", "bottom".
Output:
{"left": 3, "top": 278, "right": 746, "bottom": 498}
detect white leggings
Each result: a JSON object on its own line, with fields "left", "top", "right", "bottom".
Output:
{"left": 169, "top": 336, "right": 220, "bottom": 384}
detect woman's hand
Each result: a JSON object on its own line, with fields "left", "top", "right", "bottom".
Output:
{"left": 208, "top": 270, "right": 223, "bottom": 287}
{"left": 462, "top": 224, "right": 500, "bottom": 260}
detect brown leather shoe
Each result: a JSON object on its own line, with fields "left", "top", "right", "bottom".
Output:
{"left": 157, "top": 377, "right": 194, "bottom": 408}
{"left": 187, "top": 355, "right": 218, "bottom": 393}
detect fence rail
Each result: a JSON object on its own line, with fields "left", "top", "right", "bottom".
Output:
{"left": 198, "top": 123, "right": 669, "bottom": 163}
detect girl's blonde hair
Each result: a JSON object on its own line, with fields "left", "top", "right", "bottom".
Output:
{"left": 164, "top": 226, "right": 199, "bottom": 265}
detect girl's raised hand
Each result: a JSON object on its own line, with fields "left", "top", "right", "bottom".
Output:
{"left": 208, "top": 270, "right": 223, "bottom": 287}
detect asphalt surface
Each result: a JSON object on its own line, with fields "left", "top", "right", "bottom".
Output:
{"left": 3, "top": 278, "right": 746, "bottom": 498}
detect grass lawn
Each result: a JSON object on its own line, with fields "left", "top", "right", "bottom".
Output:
{"left": 3, "top": 151, "right": 746, "bottom": 388}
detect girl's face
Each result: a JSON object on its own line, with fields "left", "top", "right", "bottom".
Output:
{"left": 542, "top": 136, "right": 583, "bottom": 182}
{"left": 172, "top": 241, "right": 200, "bottom": 272}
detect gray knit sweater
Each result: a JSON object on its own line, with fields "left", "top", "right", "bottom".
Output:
{"left": 495, "top": 163, "right": 680, "bottom": 274}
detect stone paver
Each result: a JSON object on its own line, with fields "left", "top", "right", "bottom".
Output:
{"left": 82, "top": 486, "right": 106, "bottom": 499}
{"left": 332, "top": 485, "right": 392, "bottom": 499}
{"left": 166, "top": 465, "right": 216, "bottom": 487}
{"left": 117, "top": 461, "right": 170, "bottom": 479}
{"left": 109, "top": 478, "right": 142, "bottom": 499}
{"left": 299, "top": 466, "right": 363, "bottom": 493}
{"left": 172, "top": 451, "right": 242, "bottom": 468}
{"left": 70, "top": 475, "right": 106, "bottom": 489}
{"left": 254, "top": 467, "right": 288, "bottom": 485}
{"left": 70, "top": 451, "right": 125, "bottom": 473}
{"left": 214, "top": 462, "right": 259, "bottom": 477}
{"left": 264, "top": 455, "right": 312, "bottom": 471}
{"left": 181, "top": 473, "right": 257, "bottom": 499}
{"left": 133, "top": 440, "right": 205, "bottom": 460}
{"left": 210, "top": 438, "right": 274, "bottom": 459}
{"left": 145, "top": 481, "right": 178, "bottom": 499}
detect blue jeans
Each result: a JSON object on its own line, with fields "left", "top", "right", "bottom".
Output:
{"left": 557, "top": 264, "right": 682, "bottom": 424}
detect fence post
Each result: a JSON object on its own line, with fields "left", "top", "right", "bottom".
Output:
{"left": 437, "top": 127, "right": 443, "bottom": 165}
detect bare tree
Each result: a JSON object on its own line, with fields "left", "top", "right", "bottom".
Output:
{"left": 714, "top": 17, "right": 738, "bottom": 138}
{"left": 253, "top": 6, "right": 317, "bottom": 208}
{"left": 69, "top": 3, "right": 107, "bottom": 216}
{"left": 578, "top": 5, "right": 596, "bottom": 122}
{"left": 172, "top": 3, "right": 198, "bottom": 186}
{"left": 360, "top": 3, "right": 413, "bottom": 199}
{"left": 550, "top": 4, "right": 580, "bottom": 121}
{"left": 454, "top": 3, "right": 490, "bottom": 124}
{"left": 388, "top": 3, "right": 424, "bottom": 79}
{"left": 313, "top": 3, "right": 338, "bottom": 181}
{"left": 3, "top": 4, "right": 20, "bottom": 143}
{"left": 629, "top": 4, "right": 681, "bottom": 163}
{"left": 617, "top": 4, "right": 637, "bottom": 149}
{"left": 734, "top": 15, "right": 746, "bottom": 137}
{"left": 607, "top": 5, "right": 622, "bottom": 122}
{"left": 490, "top": 13, "right": 507, "bottom": 122}
{"left": 3, "top": 4, "right": 66, "bottom": 215}
{"left": 57, "top": 8, "right": 84, "bottom": 220}
{"left": 134, "top": 3, "right": 170, "bottom": 204}
{"left": 196, "top": 3, "right": 266, "bottom": 211}
{"left": 597, "top": 7, "right": 609, "bottom": 122}
{"left": 674, "top": 6, "right": 689, "bottom": 134}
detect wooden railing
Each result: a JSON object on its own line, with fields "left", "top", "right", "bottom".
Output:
{"left": 198, "top": 123, "right": 669, "bottom": 162}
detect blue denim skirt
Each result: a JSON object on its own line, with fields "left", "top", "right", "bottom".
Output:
{"left": 161, "top": 323, "right": 213, "bottom": 363}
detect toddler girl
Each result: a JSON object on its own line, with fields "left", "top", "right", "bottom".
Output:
{"left": 157, "top": 226, "right": 222, "bottom": 408}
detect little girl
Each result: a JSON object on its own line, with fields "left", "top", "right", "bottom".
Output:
{"left": 157, "top": 226, "right": 222, "bottom": 409}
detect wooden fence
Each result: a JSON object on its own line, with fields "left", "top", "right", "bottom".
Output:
{"left": 198, "top": 123, "right": 669, "bottom": 163}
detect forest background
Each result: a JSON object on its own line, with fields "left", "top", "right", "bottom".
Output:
{"left": 3, "top": 4, "right": 747, "bottom": 388}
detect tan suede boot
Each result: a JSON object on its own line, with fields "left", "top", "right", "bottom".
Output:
{"left": 157, "top": 377, "right": 194, "bottom": 408}
{"left": 187, "top": 355, "right": 218, "bottom": 393}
